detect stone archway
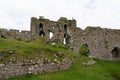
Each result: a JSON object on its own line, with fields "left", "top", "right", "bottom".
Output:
{"left": 79, "top": 44, "right": 90, "bottom": 56}
{"left": 39, "top": 23, "right": 45, "bottom": 36}
{"left": 64, "top": 24, "right": 67, "bottom": 31}
{"left": 111, "top": 47, "right": 120, "bottom": 58}
{"left": 49, "top": 31, "right": 54, "bottom": 39}
{"left": 39, "top": 23, "right": 43, "bottom": 30}
{"left": 63, "top": 34, "right": 67, "bottom": 44}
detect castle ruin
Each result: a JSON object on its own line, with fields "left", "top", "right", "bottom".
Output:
{"left": 0, "top": 16, "right": 120, "bottom": 60}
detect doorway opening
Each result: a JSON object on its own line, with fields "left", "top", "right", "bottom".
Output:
{"left": 79, "top": 44, "right": 90, "bottom": 56}
{"left": 39, "top": 23, "right": 43, "bottom": 30}
{"left": 39, "top": 23, "right": 45, "bottom": 36}
{"left": 63, "top": 34, "right": 67, "bottom": 44}
{"left": 111, "top": 47, "right": 120, "bottom": 58}
{"left": 64, "top": 24, "right": 67, "bottom": 31}
{"left": 49, "top": 32, "right": 53, "bottom": 39}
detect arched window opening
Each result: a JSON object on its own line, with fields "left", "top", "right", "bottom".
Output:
{"left": 63, "top": 34, "right": 67, "bottom": 44}
{"left": 49, "top": 32, "right": 54, "bottom": 39}
{"left": 64, "top": 24, "right": 67, "bottom": 31}
{"left": 111, "top": 47, "right": 120, "bottom": 58}
{"left": 63, "top": 38, "right": 66, "bottom": 44}
{"left": 39, "top": 23, "right": 45, "bottom": 37}
{"left": 39, "top": 23, "right": 43, "bottom": 30}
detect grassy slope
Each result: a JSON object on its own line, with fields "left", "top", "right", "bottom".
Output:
{"left": 0, "top": 38, "right": 74, "bottom": 63}
{"left": 0, "top": 38, "right": 120, "bottom": 80}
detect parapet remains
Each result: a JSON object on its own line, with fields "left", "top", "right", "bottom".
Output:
{"left": 0, "top": 16, "right": 120, "bottom": 60}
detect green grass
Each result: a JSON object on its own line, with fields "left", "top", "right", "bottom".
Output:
{"left": 0, "top": 38, "right": 120, "bottom": 80}
{"left": 0, "top": 38, "right": 74, "bottom": 63}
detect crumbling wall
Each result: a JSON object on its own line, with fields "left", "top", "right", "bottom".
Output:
{"left": 67, "top": 27, "right": 120, "bottom": 60}
{"left": 0, "top": 58, "right": 72, "bottom": 78}
{"left": 29, "top": 16, "right": 120, "bottom": 60}
{"left": 21, "top": 30, "right": 31, "bottom": 41}
{"left": 0, "top": 29, "right": 31, "bottom": 41}
{"left": 30, "top": 16, "right": 77, "bottom": 44}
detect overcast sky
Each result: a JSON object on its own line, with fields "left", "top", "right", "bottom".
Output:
{"left": 0, "top": 0, "right": 120, "bottom": 30}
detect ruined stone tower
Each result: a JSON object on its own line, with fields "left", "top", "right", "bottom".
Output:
{"left": 0, "top": 16, "right": 120, "bottom": 61}
{"left": 30, "top": 16, "right": 120, "bottom": 61}
{"left": 30, "top": 16, "right": 76, "bottom": 44}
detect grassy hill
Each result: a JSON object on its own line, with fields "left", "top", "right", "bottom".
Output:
{"left": 0, "top": 37, "right": 74, "bottom": 63}
{"left": 0, "top": 38, "right": 120, "bottom": 80}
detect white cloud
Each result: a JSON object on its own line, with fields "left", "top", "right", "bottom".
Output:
{"left": 0, "top": 0, "right": 120, "bottom": 30}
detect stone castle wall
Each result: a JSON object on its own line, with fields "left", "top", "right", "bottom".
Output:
{"left": 0, "top": 29, "right": 31, "bottom": 41}
{"left": 30, "top": 16, "right": 120, "bottom": 61}
{"left": 0, "top": 16, "right": 120, "bottom": 60}
{"left": 67, "top": 27, "right": 120, "bottom": 60}
{"left": 30, "top": 16, "right": 76, "bottom": 44}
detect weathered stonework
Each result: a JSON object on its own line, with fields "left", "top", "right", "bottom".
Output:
{"left": 0, "top": 59, "right": 72, "bottom": 78}
{"left": 31, "top": 16, "right": 76, "bottom": 44}
{"left": 67, "top": 27, "right": 120, "bottom": 60}
{"left": 0, "top": 29, "right": 31, "bottom": 41}
{"left": 0, "top": 16, "right": 120, "bottom": 61}
{"left": 31, "top": 16, "right": 120, "bottom": 61}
